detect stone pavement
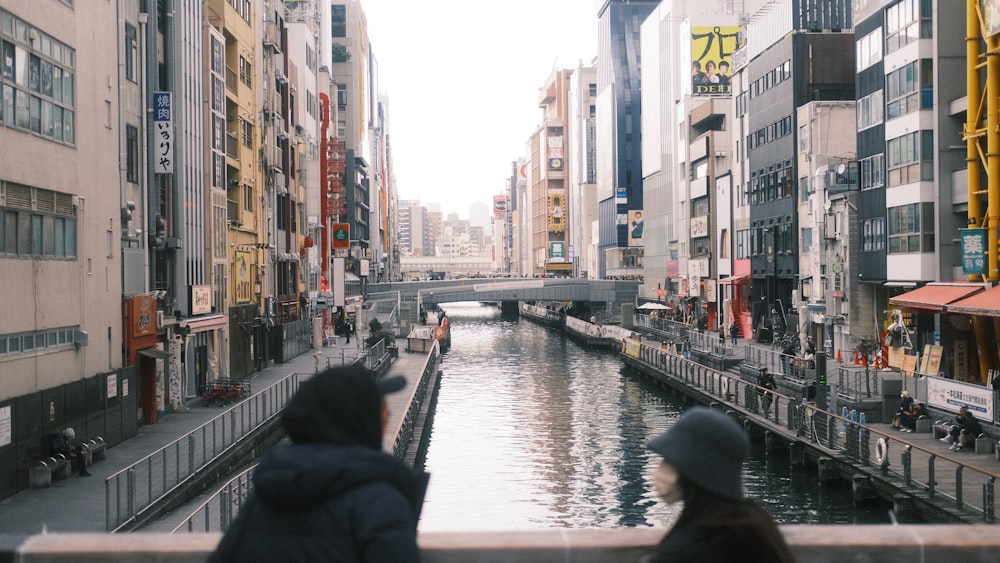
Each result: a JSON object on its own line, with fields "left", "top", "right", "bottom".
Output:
{"left": 0, "top": 335, "right": 376, "bottom": 535}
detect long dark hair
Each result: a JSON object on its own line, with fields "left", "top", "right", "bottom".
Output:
{"left": 662, "top": 476, "right": 796, "bottom": 563}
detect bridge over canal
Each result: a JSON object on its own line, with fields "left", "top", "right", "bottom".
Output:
{"left": 367, "top": 278, "right": 640, "bottom": 316}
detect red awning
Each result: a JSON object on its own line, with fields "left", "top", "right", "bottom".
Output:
{"left": 888, "top": 284, "right": 986, "bottom": 312}
{"left": 718, "top": 275, "right": 749, "bottom": 285}
{"left": 946, "top": 284, "right": 1000, "bottom": 317}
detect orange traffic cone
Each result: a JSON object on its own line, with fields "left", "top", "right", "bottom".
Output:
{"left": 854, "top": 352, "right": 860, "bottom": 365}
{"left": 862, "top": 355, "right": 868, "bottom": 367}
{"left": 837, "top": 349, "right": 842, "bottom": 363}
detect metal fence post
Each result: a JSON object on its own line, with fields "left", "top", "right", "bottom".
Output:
{"left": 220, "top": 488, "right": 231, "bottom": 531}
{"left": 127, "top": 467, "right": 136, "bottom": 522}
{"left": 188, "top": 434, "right": 196, "bottom": 476}
{"left": 985, "top": 478, "right": 995, "bottom": 523}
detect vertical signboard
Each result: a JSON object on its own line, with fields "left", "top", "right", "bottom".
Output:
{"left": 153, "top": 92, "right": 173, "bottom": 174}
{"left": 691, "top": 26, "right": 743, "bottom": 95}
{"left": 234, "top": 251, "right": 252, "bottom": 304}
{"left": 628, "top": 210, "right": 644, "bottom": 247}
{"left": 549, "top": 241, "right": 566, "bottom": 262}
{"left": 332, "top": 223, "right": 350, "bottom": 252}
{"left": 960, "top": 228, "right": 986, "bottom": 276}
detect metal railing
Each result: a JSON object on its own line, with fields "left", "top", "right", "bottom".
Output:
{"left": 105, "top": 373, "right": 301, "bottom": 531}
{"left": 628, "top": 339, "right": 1000, "bottom": 522}
{"left": 173, "top": 341, "right": 442, "bottom": 534}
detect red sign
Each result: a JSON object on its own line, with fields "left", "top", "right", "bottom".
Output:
{"left": 130, "top": 295, "right": 157, "bottom": 338}
{"left": 332, "top": 223, "right": 350, "bottom": 249}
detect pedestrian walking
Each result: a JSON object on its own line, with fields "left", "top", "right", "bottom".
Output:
{"left": 210, "top": 365, "right": 429, "bottom": 562}
{"left": 644, "top": 407, "right": 795, "bottom": 563}
{"left": 729, "top": 322, "right": 738, "bottom": 346}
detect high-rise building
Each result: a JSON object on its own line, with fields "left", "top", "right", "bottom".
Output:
{"left": 531, "top": 68, "right": 574, "bottom": 277}
{"left": 738, "top": 1, "right": 854, "bottom": 335}
{"left": 567, "top": 62, "right": 598, "bottom": 279}
{"left": 595, "top": 0, "right": 658, "bottom": 279}
{"left": 0, "top": 1, "right": 124, "bottom": 418}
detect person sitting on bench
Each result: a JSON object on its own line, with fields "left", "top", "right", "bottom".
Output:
{"left": 52, "top": 427, "right": 90, "bottom": 476}
{"left": 939, "top": 406, "right": 983, "bottom": 452}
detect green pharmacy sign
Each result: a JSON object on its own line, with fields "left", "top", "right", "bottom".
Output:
{"left": 960, "top": 228, "right": 986, "bottom": 276}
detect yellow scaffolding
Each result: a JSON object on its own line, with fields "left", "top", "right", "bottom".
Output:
{"left": 965, "top": 0, "right": 1000, "bottom": 382}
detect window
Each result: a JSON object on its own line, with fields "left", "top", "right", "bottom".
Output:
{"left": 862, "top": 217, "right": 886, "bottom": 251}
{"left": 857, "top": 90, "right": 884, "bottom": 130}
{"left": 856, "top": 27, "right": 883, "bottom": 72}
{"left": 860, "top": 153, "right": 884, "bottom": 189}
{"left": 0, "top": 326, "right": 77, "bottom": 357}
{"left": 886, "top": 0, "right": 930, "bottom": 54}
{"left": 887, "top": 202, "right": 933, "bottom": 253}
{"left": 239, "top": 56, "right": 252, "bottom": 88}
{"left": 0, "top": 183, "right": 77, "bottom": 258}
{"left": 736, "top": 229, "right": 750, "bottom": 259}
{"left": 124, "top": 23, "right": 137, "bottom": 82}
{"left": 0, "top": 10, "right": 76, "bottom": 145}
{"left": 243, "top": 184, "right": 253, "bottom": 212}
{"left": 886, "top": 60, "right": 932, "bottom": 120}
{"left": 331, "top": 5, "right": 347, "bottom": 37}
{"left": 240, "top": 118, "right": 253, "bottom": 148}
{"left": 126, "top": 124, "right": 138, "bottom": 183}
{"left": 801, "top": 227, "right": 813, "bottom": 252}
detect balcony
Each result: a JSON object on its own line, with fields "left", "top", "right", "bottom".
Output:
{"left": 225, "top": 66, "right": 238, "bottom": 94}
{"left": 262, "top": 20, "right": 280, "bottom": 50}
{"left": 227, "top": 199, "right": 241, "bottom": 227}
{"left": 824, "top": 164, "right": 858, "bottom": 194}
{"left": 226, "top": 131, "right": 239, "bottom": 160}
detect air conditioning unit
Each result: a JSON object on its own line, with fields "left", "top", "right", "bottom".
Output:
{"left": 73, "top": 329, "right": 89, "bottom": 349}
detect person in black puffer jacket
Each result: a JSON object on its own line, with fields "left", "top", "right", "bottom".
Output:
{"left": 210, "top": 365, "right": 429, "bottom": 563}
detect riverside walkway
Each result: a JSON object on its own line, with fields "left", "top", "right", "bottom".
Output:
{"left": 622, "top": 317, "right": 1000, "bottom": 525}
{"left": 0, "top": 333, "right": 433, "bottom": 535}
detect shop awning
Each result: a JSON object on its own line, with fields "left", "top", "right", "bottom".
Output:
{"left": 137, "top": 347, "right": 171, "bottom": 360}
{"left": 718, "top": 275, "right": 749, "bottom": 285}
{"left": 946, "top": 284, "right": 1000, "bottom": 317}
{"left": 185, "top": 314, "right": 227, "bottom": 333}
{"left": 888, "top": 284, "right": 986, "bottom": 312}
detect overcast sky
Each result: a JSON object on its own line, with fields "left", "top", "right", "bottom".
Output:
{"left": 361, "top": 0, "right": 600, "bottom": 219}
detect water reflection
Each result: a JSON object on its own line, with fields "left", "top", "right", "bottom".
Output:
{"left": 417, "top": 303, "right": 891, "bottom": 531}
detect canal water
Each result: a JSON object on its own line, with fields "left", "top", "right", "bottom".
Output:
{"left": 417, "top": 302, "right": 896, "bottom": 532}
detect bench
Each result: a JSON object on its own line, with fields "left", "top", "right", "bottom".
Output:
{"left": 29, "top": 455, "right": 71, "bottom": 488}
{"left": 81, "top": 437, "right": 107, "bottom": 468}
{"left": 933, "top": 421, "right": 994, "bottom": 453}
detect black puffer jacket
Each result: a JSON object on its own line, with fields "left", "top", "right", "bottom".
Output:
{"left": 210, "top": 442, "right": 428, "bottom": 563}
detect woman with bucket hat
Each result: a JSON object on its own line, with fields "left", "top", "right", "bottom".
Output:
{"left": 645, "top": 407, "right": 795, "bottom": 562}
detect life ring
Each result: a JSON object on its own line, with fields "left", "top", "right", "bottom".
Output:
{"left": 875, "top": 437, "right": 888, "bottom": 466}
{"left": 433, "top": 326, "right": 445, "bottom": 339}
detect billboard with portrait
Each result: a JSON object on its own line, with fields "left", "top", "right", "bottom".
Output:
{"left": 628, "top": 210, "right": 644, "bottom": 247}
{"left": 691, "top": 26, "right": 744, "bottom": 96}
{"left": 985, "top": 0, "right": 1000, "bottom": 37}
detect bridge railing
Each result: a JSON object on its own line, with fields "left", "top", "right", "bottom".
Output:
{"left": 10, "top": 526, "right": 1000, "bottom": 562}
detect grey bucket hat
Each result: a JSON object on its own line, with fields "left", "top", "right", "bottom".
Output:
{"left": 646, "top": 407, "right": 750, "bottom": 500}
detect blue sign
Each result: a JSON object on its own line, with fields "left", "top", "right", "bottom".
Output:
{"left": 960, "top": 228, "right": 986, "bottom": 275}
{"left": 153, "top": 92, "right": 172, "bottom": 121}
